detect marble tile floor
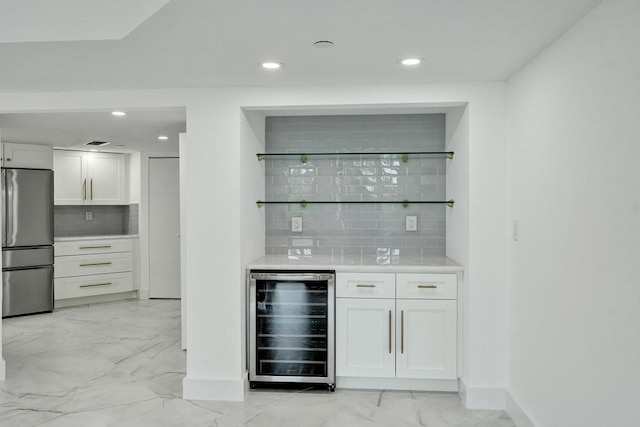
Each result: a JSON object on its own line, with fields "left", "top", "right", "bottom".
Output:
{"left": 0, "top": 299, "right": 515, "bottom": 427}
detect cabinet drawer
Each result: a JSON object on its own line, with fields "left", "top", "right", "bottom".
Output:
{"left": 54, "top": 252, "right": 133, "bottom": 278}
{"left": 396, "top": 274, "right": 457, "bottom": 300}
{"left": 336, "top": 273, "right": 395, "bottom": 298}
{"left": 55, "top": 272, "right": 133, "bottom": 300}
{"left": 55, "top": 239, "right": 132, "bottom": 256}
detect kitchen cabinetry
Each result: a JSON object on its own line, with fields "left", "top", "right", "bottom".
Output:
{"left": 53, "top": 150, "right": 126, "bottom": 205}
{"left": 336, "top": 272, "right": 457, "bottom": 384}
{"left": 2, "top": 143, "right": 53, "bottom": 169}
{"left": 54, "top": 237, "right": 134, "bottom": 305}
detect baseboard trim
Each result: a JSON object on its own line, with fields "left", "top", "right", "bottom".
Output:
{"left": 506, "top": 390, "right": 535, "bottom": 427}
{"left": 138, "top": 289, "right": 150, "bottom": 300}
{"left": 54, "top": 291, "right": 138, "bottom": 308}
{"left": 337, "top": 376, "right": 458, "bottom": 392}
{"left": 458, "top": 378, "right": 506, "bottom": 410}
{"left": 183, "top": 373, "right": 247, "bottom": 401}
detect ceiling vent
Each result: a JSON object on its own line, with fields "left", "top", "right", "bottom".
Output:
{"left": 84, "top": 141, "right": 111, "bottom": 147}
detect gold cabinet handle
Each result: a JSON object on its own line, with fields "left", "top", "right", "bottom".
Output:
{"left": 401, "top": 310, "right": 405, "bottom": 354}
{"left": 417, "top": 285, "right": 437, "bottom": 289}
{"left": 356, "top": 284, "right": 376, "bottom": 288}
{"left": 80, "top": 282, "right": 112, "bottom": 288}
{"left": 388, "top": 310, "right": 392, "bottom": 354}
{"left": 78, "top": 245, "right": 112, "bottom": 250}
{"left": 79, "top": 262, "right": 112, "bottom": 267}
{"left": 83, "top": 178, "right": 87, "bottom": 200}
{"left": 91, "top": 178, "right": 94, "bottom": 200}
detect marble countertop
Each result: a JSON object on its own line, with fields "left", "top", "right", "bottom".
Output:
{"left": 54, "top": 234, "right": 139, "bottom": 242}
{"left": 247, "top": 255, "right": 463, "bottom": 273}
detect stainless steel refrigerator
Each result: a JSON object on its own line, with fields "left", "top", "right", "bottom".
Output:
{"left": 2, "top": 168, "right": 54, "bottom": 318}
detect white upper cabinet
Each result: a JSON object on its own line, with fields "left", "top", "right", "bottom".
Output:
{"left": 53, "top": 150, "right": 126, "bottom": 205}
{"left": 2, "top": 143, "right": 53, "bottom": 169}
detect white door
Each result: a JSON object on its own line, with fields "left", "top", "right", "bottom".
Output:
{"left": 149, "top": 157, "right": 181, "bottom": 298}
{"left": 395, "top": 299, "right": 457, "bottom": 379}
{"left": 336, "top": 298, "right": 396, "bottom": 378}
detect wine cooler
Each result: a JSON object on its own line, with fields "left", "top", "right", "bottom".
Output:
{"left": 248, "top": 271, "right": 335, "bottom": 391}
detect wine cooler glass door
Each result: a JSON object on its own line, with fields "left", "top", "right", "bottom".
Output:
{"left": 249, "top": 272, "right": 335, "bottom": 386}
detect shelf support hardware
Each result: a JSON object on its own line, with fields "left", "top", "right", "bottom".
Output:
{"left": 256, "top": 200, "right": 454, "bottom": 208}
{"left": 256, "top": 151, "right": 454, "bottom": 163}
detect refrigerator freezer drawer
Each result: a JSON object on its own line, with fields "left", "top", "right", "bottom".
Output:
{"left": 2, "top": 266, "right": 54, "bottom": 318}
{"left": 2, "top": 246, "right": 54, "bottom": 269}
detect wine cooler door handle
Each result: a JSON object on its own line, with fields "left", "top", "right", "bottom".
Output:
{"left": 388, "top": 310, "right": 392, "bottom": 354}
{"left": 401, "top": 310, "right": 405, "bottom": 354}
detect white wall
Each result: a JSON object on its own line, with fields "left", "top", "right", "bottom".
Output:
{"left": 506, "top": 0, "right": 640, "bottom": 425}
{"left": 0, "top": 83, "right": 508, "bottom": 406}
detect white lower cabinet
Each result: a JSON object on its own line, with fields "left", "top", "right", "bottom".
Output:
{"left": 336, "top": 298, "right": 395, "bottom": 378}
{"left": 336, "top": 271, "right": 458, "bottom": 389}
{"left": 395, "top": 299, "right": 457, "bottom": 380}
{"left": 54, "top": 238, "right": 134, "bottom": 305}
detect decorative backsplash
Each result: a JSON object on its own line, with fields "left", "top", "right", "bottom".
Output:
{"left": 54, "top": 204, "right": 139, "bottom": 237}
{"left": 264, "top": 114, "right": 447, "bottom": 262}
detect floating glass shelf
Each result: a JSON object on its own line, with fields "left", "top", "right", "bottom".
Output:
{"left": 256, "top": 151, "right": 454, "bottom": 163}
{"left": 256, "top": 200, "right": 455, "bottom": 208}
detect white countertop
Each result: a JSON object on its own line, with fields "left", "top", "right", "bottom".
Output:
{"left": 54, "top": 235, "right": 139, "bottom": 242}
{"left": 247, "top": 255, "right": 463, "bottom": 273}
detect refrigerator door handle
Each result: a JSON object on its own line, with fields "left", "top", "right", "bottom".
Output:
{"left": 4, "top": 169, "right": 14, "bottom": 246}
{"left": 1, "top": 169, "right": 5, "bottom": 247}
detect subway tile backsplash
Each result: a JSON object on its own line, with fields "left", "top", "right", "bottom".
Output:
{"left": 54, "top": 204, "right": 139, "bottom": 237}
{"left": 264, "top": 114, "right": 447, "bottom": 261}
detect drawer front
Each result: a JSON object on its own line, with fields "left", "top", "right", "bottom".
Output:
{"left": 336, "top": 273, "right": 395, "bottom": 298}
{"left": 54, "top": 252, "right": 133, "bottom": 278}
{"left": 55, "top": 272, "right": 133, "bottom": 300}
{"left": 396, "top": 273, "right": 457, "bottom": 300}
{"left": 55, "top": 239, "right": 133, "bottom": 256}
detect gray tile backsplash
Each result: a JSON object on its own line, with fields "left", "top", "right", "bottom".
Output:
{"left": 264, "top": 114, "right": 447, "bottom": 261}
{"left": 54, "top": 204, "right": 139, "bottom": 237}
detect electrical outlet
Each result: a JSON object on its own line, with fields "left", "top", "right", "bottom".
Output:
{"left": 291, "top": 217, "right": 303, "bottom": 233}
{"left": 85, "top": 211, "right": 93, "bottom": 221}
{"left": 406, "top": 215, "right": 417, "bottom": 232}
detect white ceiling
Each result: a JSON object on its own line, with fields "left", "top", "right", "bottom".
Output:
{"left": 0, "top": 109, "right": 186, "bottom": 153}
{"left": 0, "top": 0, "right": 603, "bottom": 152}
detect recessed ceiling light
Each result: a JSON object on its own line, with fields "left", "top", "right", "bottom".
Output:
{"left": 399, "top": 57, "right": 423, "bottom": 66}
{"left": 313, "top": 40, "right": 334, "bottom": 48}
{"left": 158, "top": 135, "right": 169, "bottom": 140}
{"left": 111, "top": 111, "right": 126, "bottom": 116}
{"left": 261, "top": 62, "right": 283, "bottom": 70}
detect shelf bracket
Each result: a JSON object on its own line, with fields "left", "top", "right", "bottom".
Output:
{"left": 402, "top": 200, "right": 409, "bottom": 208}
{"left": 402, "top": 154, "right": 409, "bottom": 163}
{"left": 257, "top": 201, "right": 264, "bottom": 208}
{"left": 446, "top": 152, "right": 454, "bottom": 160}
{"left": 300, "top": 154, "right": 308, "bottom": 164}
{"left": 257, "top": 154, "right": 264, "bottom": 161}
{"left": 446, "top": 200, "right": 455, "bottom": 208}
{"left": 300, "top": 200, "right": 308, "bottom": 208}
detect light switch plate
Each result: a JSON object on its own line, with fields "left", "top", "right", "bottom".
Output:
{"left": 85, "top": 211, "right": 93, "bottom": 221}
{"left": 291, "top": 217, "right": 303, "bottom": 233}
{"left": 406, "top": 215, "right": 417, "bottom": 232}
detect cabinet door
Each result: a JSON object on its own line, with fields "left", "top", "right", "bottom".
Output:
{"left": 3, "top": 143, "right": 53, "bottom": 169}
{"left": 87, "top": 152, "right": 126, "bottom": 204}
{"left": 396, "top": 299, "right": 457, "bottom": 380}
{"left": 53, "top": 150, "right": 88, "bottom": 205}
{"left": 336, "top": 298, "right": 395, "bottom": 378}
